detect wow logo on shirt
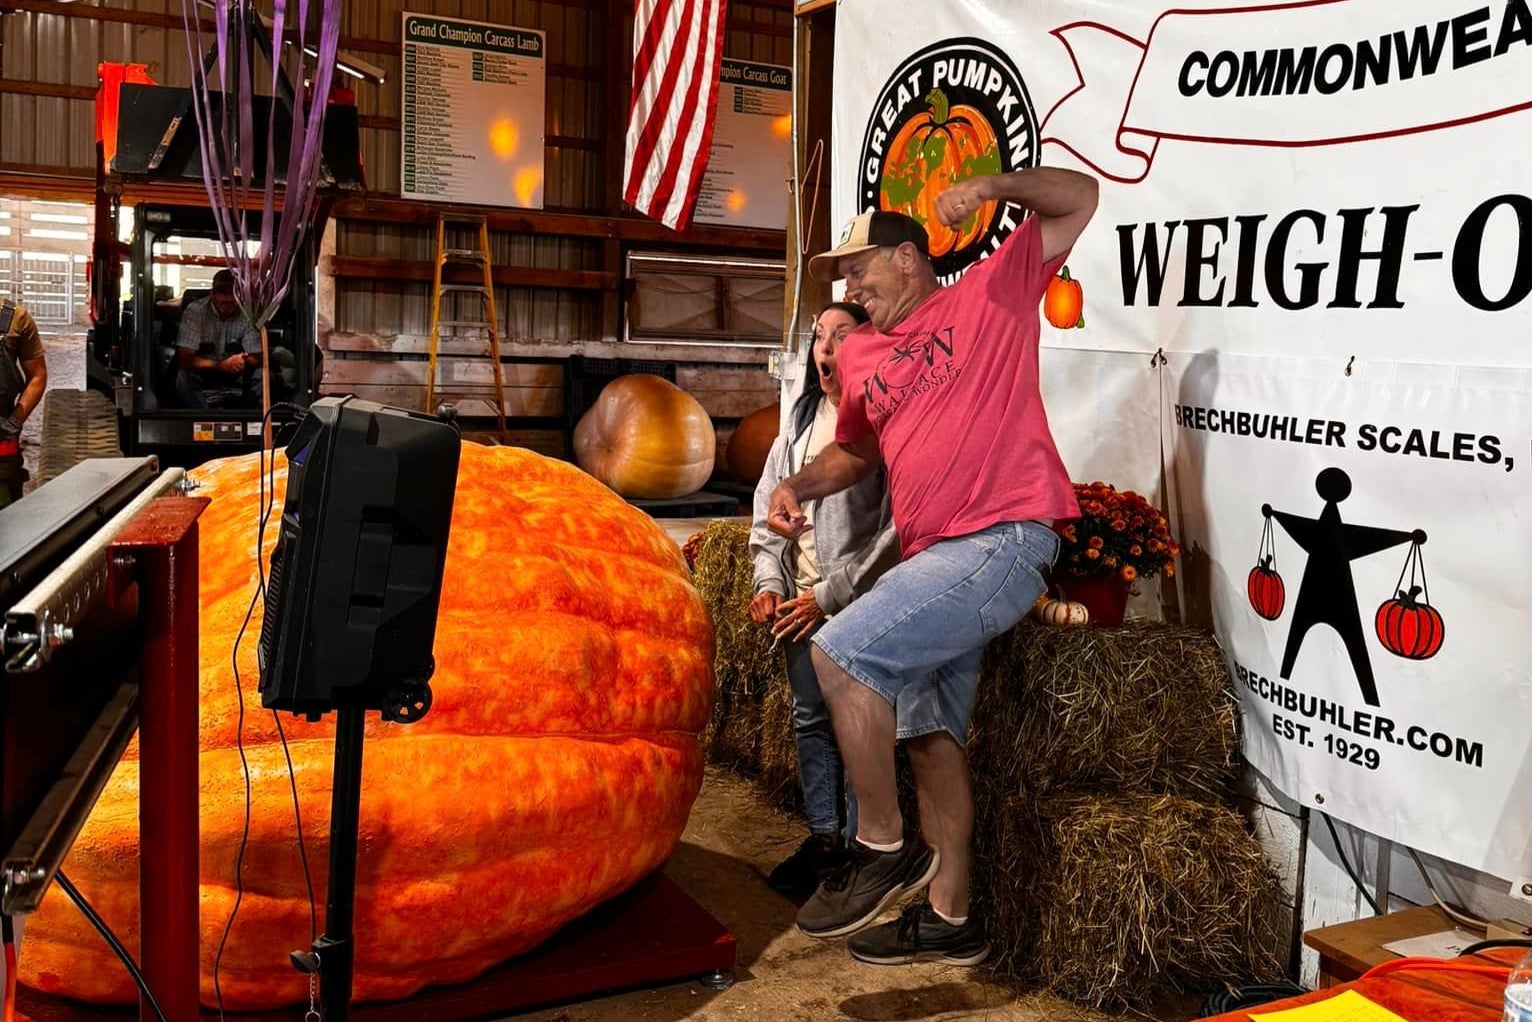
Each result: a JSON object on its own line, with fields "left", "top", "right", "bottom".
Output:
{"left": 862, "top": 326, "right": 964, "bottom": 421}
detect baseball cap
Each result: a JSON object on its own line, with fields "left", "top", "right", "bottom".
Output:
{"left": 808, "top": 211, "right": 930, "bottom": 282}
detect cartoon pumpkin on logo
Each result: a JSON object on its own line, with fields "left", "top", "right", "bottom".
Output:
{"left": 1044, "top": 266, "right": 1085, "bottom": 329}
{"left": 879, "top": 87, "right": 1000, "bottom": 259}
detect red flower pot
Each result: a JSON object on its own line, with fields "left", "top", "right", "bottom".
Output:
{"left": 1058, "top": 573, "right": 1131, "bottom": 627}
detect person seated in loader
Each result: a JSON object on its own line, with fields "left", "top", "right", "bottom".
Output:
{"left": 174, "top": 269, "right": 263, "bottom": 409}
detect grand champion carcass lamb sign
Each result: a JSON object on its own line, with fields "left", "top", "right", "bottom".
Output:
{"left": 833, "top": 0, "right": 1532, "bottom": 882}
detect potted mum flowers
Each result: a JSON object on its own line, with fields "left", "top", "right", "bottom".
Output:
{"left": 1053, "top": 481, "right": 1180, "bottom": 626}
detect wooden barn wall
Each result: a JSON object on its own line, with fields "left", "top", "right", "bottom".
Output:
{"left": 0, "top": 0, "right": 791, "bottom": 467}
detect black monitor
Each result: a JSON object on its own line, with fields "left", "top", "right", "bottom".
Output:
{"left": 258, "top": 397, "right": 460, "bottom": 721}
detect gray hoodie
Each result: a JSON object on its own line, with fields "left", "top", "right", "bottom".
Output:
{"left": 749, "top": 395, "right": 899, "bottom": 615}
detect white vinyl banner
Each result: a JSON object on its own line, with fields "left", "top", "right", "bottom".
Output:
{"left": 833, "top": 0, "right": 1532, "bottom": 876}
{"left": 1164, "top": 355, "right": 1532, "bottom": 876}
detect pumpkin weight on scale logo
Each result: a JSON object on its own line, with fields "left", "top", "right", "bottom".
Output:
{"left": 1249, "top": 468, "right": 1445, "bottom": 709}
{"left": 857, "top": 38, "right": 1040, "bottom": 281}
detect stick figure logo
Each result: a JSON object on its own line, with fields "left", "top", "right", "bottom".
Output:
{"left": 1250, "top": 468, "right": 1445, "bottom": 707}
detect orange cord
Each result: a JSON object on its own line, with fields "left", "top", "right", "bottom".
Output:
{"left": 1360, "top": 956, "right": 1511, "bottom": 982}
{"left": 3, "top": 928, "right": 17, "bottom": 1022}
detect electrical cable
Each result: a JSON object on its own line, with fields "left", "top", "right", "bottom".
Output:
{"left": 3, "top": 914, "right": 16, "bottom": 1022}
{"left": 1319, "top": 812, "right": 1381, "bottom": 916}
{"left": 1360, "top": 956, "right": 1509, "bottom": 982}
{"left": 55, "top": 872, "right": 170, "bottom": 1022}
{"left": 213, "top": 402, "right": 311, "bottom": 1022}
{"left": 1406, "top": 846, "right": 1491, "bottom": 932}
{"left": 1200, "top": 982, "right": 1308, "bottom": 1015}
{"left": 258, "top": 405, "right": 319, "bottom": 946}
{"left": 1461, "top": 938, "right": 1532, "bottom": 957}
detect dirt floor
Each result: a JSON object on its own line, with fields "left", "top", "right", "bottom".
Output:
{"left": 503, "top": 768, "right": 1203, "bottom": 1022}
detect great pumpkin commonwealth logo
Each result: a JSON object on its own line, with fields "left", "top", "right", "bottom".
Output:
{"left": 858, "top": 38, "right": 1039, "bottom": 283}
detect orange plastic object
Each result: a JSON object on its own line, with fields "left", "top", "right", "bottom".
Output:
{"left": 95, "top": 63, "right": 155, "bottom": 171}
{"left": 1198, "top": 948, "right": 1520, "bottom": 1021}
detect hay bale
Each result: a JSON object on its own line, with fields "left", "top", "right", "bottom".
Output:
{"left": 756, "top": 677, "right": 802, "bottom": 808}
{"left": 976, "top": 792, "right": 1285, "bottom": 1009}
{"left": 973, "top": 622, "right": 1236, "bottom": 801}
{"left": 689, "top": 520, "right": 802, "bottom": 808}
{"left": 691, "top": 520, "right": 780, "bottom": 700}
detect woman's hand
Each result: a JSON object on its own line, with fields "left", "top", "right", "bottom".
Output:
{"left": 748, "top": 591, "right": 783, "bottom": 625}
{"left": 773, "top": 590, "right": 826, "bottom": 641}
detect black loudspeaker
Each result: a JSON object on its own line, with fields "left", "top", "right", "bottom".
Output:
{"left": 258, "top": 397, "right": 460, "bottom": 721}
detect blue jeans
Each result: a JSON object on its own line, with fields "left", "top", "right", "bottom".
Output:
{"left": 785, "top": 625, "right": 858, "bottom": 838}
{"left": 813, "top": 520, "right": 1060, "bottom": 742}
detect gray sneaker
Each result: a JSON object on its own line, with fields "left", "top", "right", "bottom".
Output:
{"left": 796, "top": 838, "right": 940, "bottom": 939}
{"left": 847, "top": 903, "right": 991, "bottom": 966}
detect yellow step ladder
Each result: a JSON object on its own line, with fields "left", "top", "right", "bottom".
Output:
{"left": 426, "top": 212, "right": 507, "bottom": 439}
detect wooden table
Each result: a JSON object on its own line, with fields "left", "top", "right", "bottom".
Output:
{"left": 1303, "top": 905, "right": 1458, "bottom": 987}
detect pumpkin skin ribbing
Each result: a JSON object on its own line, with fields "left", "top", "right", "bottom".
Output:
{"left": 21, "top": 444, "right": 715, "bottom": 1010}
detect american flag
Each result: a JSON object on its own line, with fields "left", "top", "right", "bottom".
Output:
{"left": 623, "top": 0, "right": 730, "bottom": 231}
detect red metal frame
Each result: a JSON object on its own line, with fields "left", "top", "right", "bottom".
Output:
{"left": 109, "top": 496, "right": 209, "bottom": 1022}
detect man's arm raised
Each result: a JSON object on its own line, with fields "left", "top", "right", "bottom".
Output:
{"left": 765, "top": 433, "right": 882, "bottom": 539}
{"left": 934, "top": 167, "right": 1099, "bottom": 263}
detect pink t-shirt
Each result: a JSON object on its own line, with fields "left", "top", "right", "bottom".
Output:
{"left": 835, "top": 216, "right": 1079, "bottom": 559}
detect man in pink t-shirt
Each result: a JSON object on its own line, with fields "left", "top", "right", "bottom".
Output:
{"left": 766, "top": 167, "right": 1097, "bottom": 967}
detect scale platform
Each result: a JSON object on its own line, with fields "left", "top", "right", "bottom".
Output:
{"left": 18, "top": 873, "right": 736, "bottom": 1022}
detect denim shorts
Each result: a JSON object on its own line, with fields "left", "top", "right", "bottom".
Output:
{"left": 811, "top": 520, "right": 1060, "bottom": 743}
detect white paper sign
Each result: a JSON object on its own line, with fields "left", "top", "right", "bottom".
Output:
{"left": 400, "top": 13, "right": 546, "bottom": 208}
{"left": 694, "top": 59, "right": 792, "bottom": 229}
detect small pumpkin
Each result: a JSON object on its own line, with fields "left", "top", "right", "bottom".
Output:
{"left": 725, "top": 402, "right": 780, "bottom": 485}
{"left": 880, "top": 87, "right": 1000, "bottom": 259}
{"left": 1037, "top": 597, "right": 1089, "bottom": 627}
{"left": 574, "top": 375, "right": 715, "bottom": 499}
{"left": 1044, "top": 266, "right": 1085, "bottom": 329}
{"left": 1246, "top": 556, "right": 1285, "bottom": 621}
{"left": 21, "top": 444, "right": 715, "bottom": 1010}
{"left": 1375, "top": 585, "right": 1445, "bottom": 660}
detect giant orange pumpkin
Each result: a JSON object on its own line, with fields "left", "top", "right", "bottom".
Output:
{"left": 880, "top": 87, "right": 999, "bottom": 258}
{"left": 724, "top": 402, "right": 780, "bottom": 485}
{"left": 574, "top": 375, "right": 716, "bottom": 499}
{"left": 20, "top": 443, "right": 714, "bottom": 1010}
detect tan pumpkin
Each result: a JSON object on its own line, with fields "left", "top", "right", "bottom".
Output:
{"left": 1037, "top": 597, "right": 1089, "bottom": 627}
{"left": 724, "top": 402, "right": 780, "bottom": 485}
{"left": 574, "top": 375, "right": 715, "bottom": 499}
{"left": 20, "top": 444, "right": 714, "bottom": 1010}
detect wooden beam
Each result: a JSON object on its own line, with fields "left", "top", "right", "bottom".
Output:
{"left": 328, "top": 255, "right": 614, "bottom": 291}
{"left": 324, "top": 333, "right": 772, "bottom": 366}
{"left": 727, "top": 16, "right": 792, "bottom": 38}
{"left": 0, "top": 165, "right": 92, "bottom": 203}
{"left": 600, "top": 0, "right": 631, "bottom": 342}
{"left": 0, "top": 80, "right": 95, "bottom": 102}
{"left": 332, "top": 196, "right": 786, "bottom": 252}
{"left": 784, "top": 9, "right": 835, "bottom": 344}
{"left": 793, "top": 0, "right": 838, "bottom": 16}
{"left": 0, "top": 171, "right": 787, "bottom": 254}
{"left": 0, "top": 2, "right": 602, "bottom": 81}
